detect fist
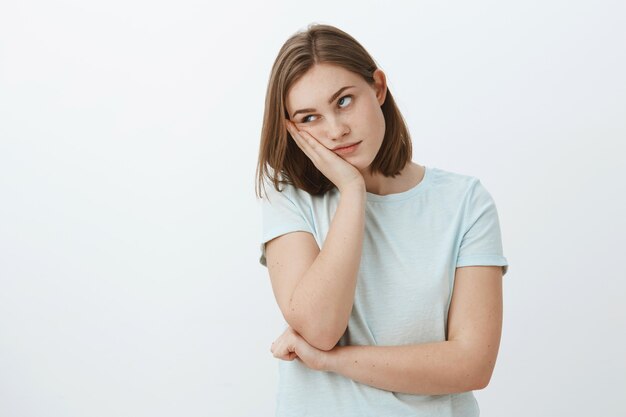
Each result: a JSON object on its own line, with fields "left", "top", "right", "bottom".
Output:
{"left": 270, "top": 326, "right": 329, "bottom": 371}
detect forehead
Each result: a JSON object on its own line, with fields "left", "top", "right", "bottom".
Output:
{"left": 286, "top": 64, "right": 364, "bottom": 111}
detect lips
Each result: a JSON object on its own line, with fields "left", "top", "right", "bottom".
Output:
{"left": 333, "top": 141, "right": 362, "bottom": 151}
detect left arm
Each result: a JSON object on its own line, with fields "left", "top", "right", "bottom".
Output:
{"left": 271, "top": 266, "right": 503, "bottom": 395}
{"left": 323, "top": 340, "right": 477, "bottom": 395}
{"left": 322, "top": 265, "right": 504, "bottom": 395}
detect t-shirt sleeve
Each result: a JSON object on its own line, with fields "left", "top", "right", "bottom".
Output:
{"left": 258, "top": 184, "right": 315, "bottom": 268}
{"left": 456, "top": 179, "right": 509, "bottom": 276}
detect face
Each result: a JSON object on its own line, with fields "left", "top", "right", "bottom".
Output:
{"left": 284, "top": 63, "right": 387, "bottom": 171}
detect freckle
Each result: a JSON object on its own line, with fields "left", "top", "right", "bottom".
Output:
{"left": 372, "top": 364, "right": 375, "bottom": 367}
{"left": 354, "top": 360, "right": 358, "bottom": 364}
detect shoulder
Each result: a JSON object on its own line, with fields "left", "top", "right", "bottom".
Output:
{"left": 261, "top": 180, "right": 302, "bottom": 204}
{"left": 427, "top": 166, "right": 483, "bottom": 199}
{"left": 261, "top": 180, "right": 335, "bottom": 210}
{"left": 426, "top": 167, "right": 502, "bottom": 219}
{"left": 430, "top": 166, "right": 478, "bottom": 186}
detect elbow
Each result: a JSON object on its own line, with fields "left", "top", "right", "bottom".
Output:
{"left": 459, "top": 369, "right": 489, "bottom": 392}
{"left": 296, "top": 322, "right": 343, "bottom": 351}
{"left": 285, "top": 311, "right": 345, "bottom": 352}
{"left": 456, "top": 341, "right": 498, "bottom": 391}
{"left": 472, "top": 373, "right": 491, "bottom": 391}
{"left": 456, "top": 346, "right": 495, "bottom": 391}
{"left": 475, "top": 368, "right": 494, "bottom": 390}
{"left": 469, "top": 360, "right": 495, "bottom": 391}
{"left": 306, "top": 333, "right": 338, "bottom": 351}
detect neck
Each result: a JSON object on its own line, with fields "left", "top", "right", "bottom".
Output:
{"left": 360, "top": 162, "right": 421, "bottom": 196}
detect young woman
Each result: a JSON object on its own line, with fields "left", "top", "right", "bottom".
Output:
{"left": 255, "top": 23, "right": 509, "bottom": 417}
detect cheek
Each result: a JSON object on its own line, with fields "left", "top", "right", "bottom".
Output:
{"left": 298, "top": 126, "right": 317, "bottom": 138}
{"left": 377, "top": 108, "right": 386, "bottom": 134}
{"left": 357, "top": 100, "right": 380, "bottom": 123}
{"left": 296, "top": 126, "right": 326, "bottom": 145}
{"left": 358, "top": 102, "right": 385, "bottom": 134}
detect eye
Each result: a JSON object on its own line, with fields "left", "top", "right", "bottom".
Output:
{"left": 299, "top": 95, "right": 354, "bottom": 123}
{"left": 338, "top": 95, "right": 353, "bottom": 108}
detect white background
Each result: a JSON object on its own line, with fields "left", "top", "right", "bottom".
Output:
{"left": 1, "top": 1, "right": 625, "bottom": 416}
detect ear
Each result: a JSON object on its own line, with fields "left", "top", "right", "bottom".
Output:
{"left": 372, "top": 68, "right": 387, "bottom": 106}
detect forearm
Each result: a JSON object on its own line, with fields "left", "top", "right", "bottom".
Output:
{"left": 323, "top": 340, "right": 485, "bottom": 395}
{"left": 290, "top": 185, "right": 366, "bottom": 350}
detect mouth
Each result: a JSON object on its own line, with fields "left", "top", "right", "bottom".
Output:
{"left": 332, "top": 141, "right": 362, "bottom": 151}
{"left": 333, "top": 141, "right": 362, "bottom": 155}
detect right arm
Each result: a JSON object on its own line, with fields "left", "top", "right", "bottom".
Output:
{"left": 265, "top": 183, "right": 366, "bottom": 351}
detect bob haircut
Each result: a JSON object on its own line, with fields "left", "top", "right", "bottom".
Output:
{"left": 255, "top": 23, "right": 413, "bottom": 199}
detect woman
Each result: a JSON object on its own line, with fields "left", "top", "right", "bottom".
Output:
{"left": 255, "top": 23, "right": 509, "bottom": 417}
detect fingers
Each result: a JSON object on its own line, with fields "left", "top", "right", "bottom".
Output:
{"left": 284, "top": 120, "right": 319, "bottom": 161}
{"left": 271, "top": 340, "right": 298, "bottom": 361}
{"left": 271, "top": 328, "right": 300, "bottom": 361}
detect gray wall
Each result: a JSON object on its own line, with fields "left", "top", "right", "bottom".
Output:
{"left": 0, "top": 1, "right": 624, "bottom": 416}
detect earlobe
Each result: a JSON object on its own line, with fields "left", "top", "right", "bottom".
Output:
{"left": 378, "top": 86, "right": 387, "bottom": 106}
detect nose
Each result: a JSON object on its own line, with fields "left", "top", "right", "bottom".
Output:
{"left": 326, "top": 117, "right": 350, "bottom": 142}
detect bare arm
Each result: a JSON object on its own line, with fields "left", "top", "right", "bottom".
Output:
{"left": 322, "top": 341, "right": 480, "bottom": 395}
{"left": 318, "top": 265, "right": 503, "bottom": 394}
{"left": 266, "top": 184, "right": 366, "bottom": 351}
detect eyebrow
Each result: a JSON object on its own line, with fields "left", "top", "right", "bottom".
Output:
{"left": 291, "top": 85, "right": 356, "bottom": 119}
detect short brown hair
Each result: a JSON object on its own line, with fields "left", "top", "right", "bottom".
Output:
{"left": 255, "top": 23, "right": 413, "bottom": 199}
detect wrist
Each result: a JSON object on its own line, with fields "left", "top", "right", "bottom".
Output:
{"left": 321, "top": 346, "right": 343, "bottom": 372}
{"left": 338, "top": 184, "right": 366, "bottom": 200}
{"left": 338, "top": 179, "right": 366, "bottom": 194}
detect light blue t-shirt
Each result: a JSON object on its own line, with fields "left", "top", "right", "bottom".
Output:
{"left": 259, "top": 165, "right": 509, "bottom": 417}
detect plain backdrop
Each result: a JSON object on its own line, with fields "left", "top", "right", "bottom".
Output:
{"left": 1, "top": 1, "right": 625, "bottom": 416}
